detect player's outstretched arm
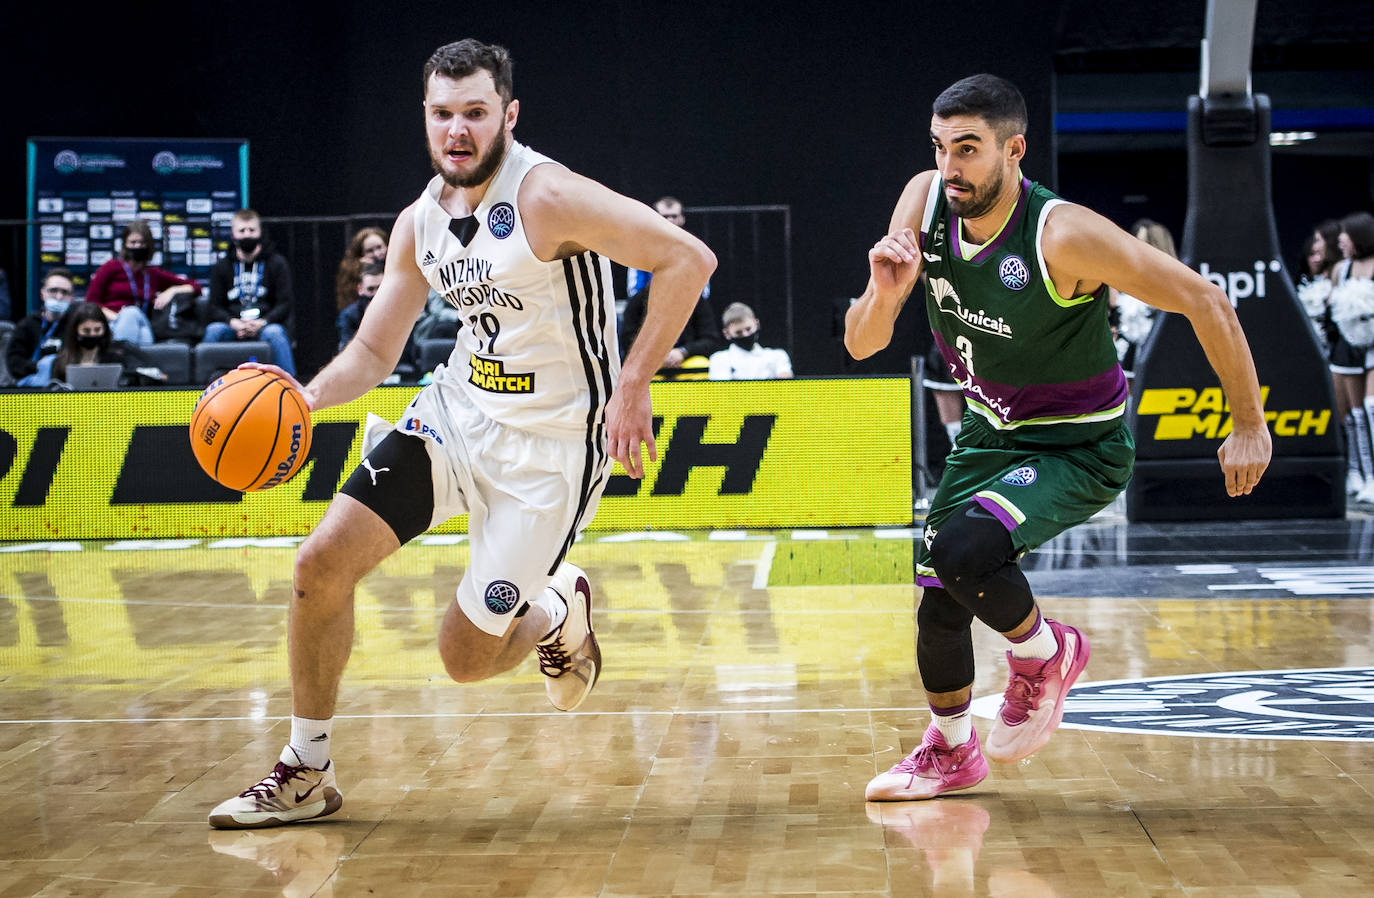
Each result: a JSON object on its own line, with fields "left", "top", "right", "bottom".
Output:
{"left": 845, "top": 171, "right": 935, "bottom": 360}
{"left": 1044, "top": 204, "right": 1272, "bottom": 496}
{"left": 521, "top": 165, "right": 717, "bottom": 478}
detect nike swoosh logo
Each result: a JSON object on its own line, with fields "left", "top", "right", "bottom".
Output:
{"left": 295, "top": 781, "right": 321, "bottom": 804}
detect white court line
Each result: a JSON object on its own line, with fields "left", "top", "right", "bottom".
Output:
{"left": 0, "top": 707, "right": 928, "bottom": 725}
{"left": 753, "top": 540, "right": 777, "bottom": 590}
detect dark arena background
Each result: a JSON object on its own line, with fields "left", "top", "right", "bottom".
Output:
{"left": 4, "top": 3, "right": 1374, "bottom": 896}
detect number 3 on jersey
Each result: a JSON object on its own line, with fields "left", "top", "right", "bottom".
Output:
{"left": 469, "top": 312, "right": 500, "bottom": 353}
{"left": 955, "top": 335, "right": 975, "bottom": 377}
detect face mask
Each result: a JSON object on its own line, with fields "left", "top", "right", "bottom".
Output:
{"left": 729, "top": 332, "right": 758, "bottom": 351}
{"left": 76, "top": 334, "right": 103, "bottom": 349}
{"left": 44, "top": 299, "right": 69, "bottom": 317}
{"left": 126, "top": 245, "right": 151, "bottom": 263}
{"left": 236, "top": 236, "right": 261, "bottom": 254}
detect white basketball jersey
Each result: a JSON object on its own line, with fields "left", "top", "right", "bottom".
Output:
{"left": 413, "top": 141, "right": 620, "bottom": 438}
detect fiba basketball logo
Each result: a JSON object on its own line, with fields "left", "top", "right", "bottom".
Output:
{"left": 998, "top": 255, "right": 1029, "bottom": 291}
{"left": 54, "top": 150, "right": 80, "bottom": 174}
{"left": 488, "top": 202, "right": 515, "bottom": 239}
{"left": 152, "top": 152, "right": 179, "bottom": 175}
{"left": 1001, "top": 465, "right": 1037, "bottom": 486}
{"left": 484, "top": 580, "right": 520, "bottom": 614}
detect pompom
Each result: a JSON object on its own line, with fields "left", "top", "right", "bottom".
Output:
{"left": 1115, "top": 292, "right": 1155, "bottom": 346}
{"left": 1331, "top": 278, "right": 1374, "bottom": 348}
{"left": 1296, "top": 277, "right": 1332, "bottom": 319}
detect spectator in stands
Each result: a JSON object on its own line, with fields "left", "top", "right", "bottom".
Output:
{"left": 335, "top": 227, "right": 389, "bottom": 315}
{"left": 29, "top": 301, "right": 145, "bottom": 388}
{"left": 0, "top": 266, "right": 11, "bottom": 321}
{"left": 1329, "top": 211, "right": 1374, "bottom": 503}
{"left": 337, "top": 262, "right": 385, "bottom": 352}
{"left": 708, "top": 302, "right": 792, "bottom": 380}
{"left": 619, "top": 197, "right": 721, "bottom": 374}
{"left": 1108, "top": 218, "right": 1174, "bottom": 373}
{"left": 86, "top": 220, "right": 200, "bottom": 345}
{"left": 9, "top": 269, "right": 75, "bottom": 387}
{"left": 204, "top": 209, "right": 297, "bottom": 376}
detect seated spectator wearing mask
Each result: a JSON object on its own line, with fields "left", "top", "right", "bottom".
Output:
{"left": 9, "top": 269, "right": 76, "bottom": 387}
{"left": 30, "top": 301, "right": 147, "bottom": 388}
{"left": 205, "top": 209, "right": 298, "bottom": 375}
{"left": 708, "top": 302, "right": 793, "bottom": 380}
{"left": 86, "top": 220, "right": 200, "bottom": 345}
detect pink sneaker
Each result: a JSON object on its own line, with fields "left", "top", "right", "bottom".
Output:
{"left": 984, "top": 619, "right": 1090, "bottom": 763}
{"left": 866, "top": 723, "right": 989, "bottom": 801}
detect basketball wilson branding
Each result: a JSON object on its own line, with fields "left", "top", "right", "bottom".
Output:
{"left": 998, "top": 254, "right": 1029, "bottom": 290}
{"left": 1000, "top": 465, "right": 1037, "bottom": 486}
{"left": 259, "top": 423, "right": 304, "bottom": 489}
{"left": 484, "top": 579, "right": 520, "bottom": 614}
{"left": 972, "top": 667, "right": 1374, "bottom": 742}
{"left": 928, "top": 277, "right": 1013, "bottom": 339}
{"left": 469, "top": 354, "right": 534, "bottom": 393}
{"left": 487, "top": 202, "right": 515, "bottom": 239}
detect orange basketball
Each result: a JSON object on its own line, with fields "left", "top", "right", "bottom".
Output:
{"left": 189, "top": 368, "right": 313, "bottom": 491}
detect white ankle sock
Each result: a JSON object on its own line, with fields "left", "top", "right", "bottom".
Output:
{"left": 290, "top": 715, "right": 333, "bottom": 769}
{"left": 532, "top": 585, "right": 569, "bottom": 643}
{"left": 1008, "top": 611, "right": 1059, "bottom": 661}
{"left": 932, "top": 704, "right": 972, "bottom": 745}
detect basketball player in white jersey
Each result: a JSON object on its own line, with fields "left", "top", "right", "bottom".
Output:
{"left": 209, "top": 39, "right": 715, "bottom": 829}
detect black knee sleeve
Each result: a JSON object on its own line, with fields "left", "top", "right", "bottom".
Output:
{"left": 916, "top": 586, "right": 975, "bottom": 694}
{"left": 929, "top": 502, "right": 1034, "bottom": 633}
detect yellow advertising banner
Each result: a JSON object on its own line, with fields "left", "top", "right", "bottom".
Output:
{"left": 0, "top": 378, "right": 911, "bottom": 539}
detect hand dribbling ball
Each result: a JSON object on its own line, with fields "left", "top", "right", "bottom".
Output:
{"left": 190, "top": 368, "right": 313, "bottom": 491}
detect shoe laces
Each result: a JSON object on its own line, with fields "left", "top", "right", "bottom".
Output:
{"left": 893, "top": 740, "right": 955, "bottom": 778}
{"left": 535, "top": 637, "right": 570, "bottom": 678}
{"left": 1001, "top": 667, "right": 1046, "bottom": 726}
{"left": 240, "top": 761, "right": 305, "bottom": 799}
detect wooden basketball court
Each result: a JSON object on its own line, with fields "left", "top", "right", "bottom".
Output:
{"left": 3, "top": 509, "right": 1373, "bottom": 896}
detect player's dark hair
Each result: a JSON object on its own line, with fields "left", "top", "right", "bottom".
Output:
{"left": 1341, "top": 211, "right": 1374, "bottom": 260}
{"left": 933, "top": 74, "right": 1028, "bottom": 144}
{"left": 425, "top": 39, "right": 514, "bottom": 105}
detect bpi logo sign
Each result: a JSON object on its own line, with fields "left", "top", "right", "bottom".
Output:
{"left": 1199, "top": 259, "right": 1283, "bottom": 306}
{"left": 972, "top": 667, "right": 1374, "bottom": 741}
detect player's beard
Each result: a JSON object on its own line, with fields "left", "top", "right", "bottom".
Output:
{"left": 431, "top": 127, "right": 508, "bottom": 189}
{"left": 947, "top": 167, "right": 1004, "bottom": 220}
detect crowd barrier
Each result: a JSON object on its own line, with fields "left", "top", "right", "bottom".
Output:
{"left": 0, "top": 377, "right": 912, "bottom": 540}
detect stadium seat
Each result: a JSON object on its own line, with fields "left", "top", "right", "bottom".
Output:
{"left": 138, "top": 342, "right": 193, "bottom": 385}
{"left": 194, "top": 341, "right": 274, "bottom": 383}
{"left": 415, "top": 338, "right": 454, "bottom": 376}
{"left": 0, "top": 321, "right": 15, "bottom": 387}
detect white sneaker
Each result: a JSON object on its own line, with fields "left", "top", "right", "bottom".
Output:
{"left": 1348, "top": 470, "right": 1365, "bottom": 496}
{"left": 208, "top": 746, "right": 343, "bottom": 829}
{"left": 536, "top": 563, "right": 601, "bottom": 711}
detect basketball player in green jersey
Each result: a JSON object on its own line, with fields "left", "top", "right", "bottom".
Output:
{"left": 848, "top": 74, "right": 1272, "bottom": 800}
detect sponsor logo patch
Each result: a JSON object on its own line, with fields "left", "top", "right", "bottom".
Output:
{"left": 484, "top": 579, "right": 520, "bottom": 614}
{"left": 973, "top": 667, "right": 1374, "bottom": 742}
{"left": 469, "top": 354, "right": 534, "bottom": 393}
